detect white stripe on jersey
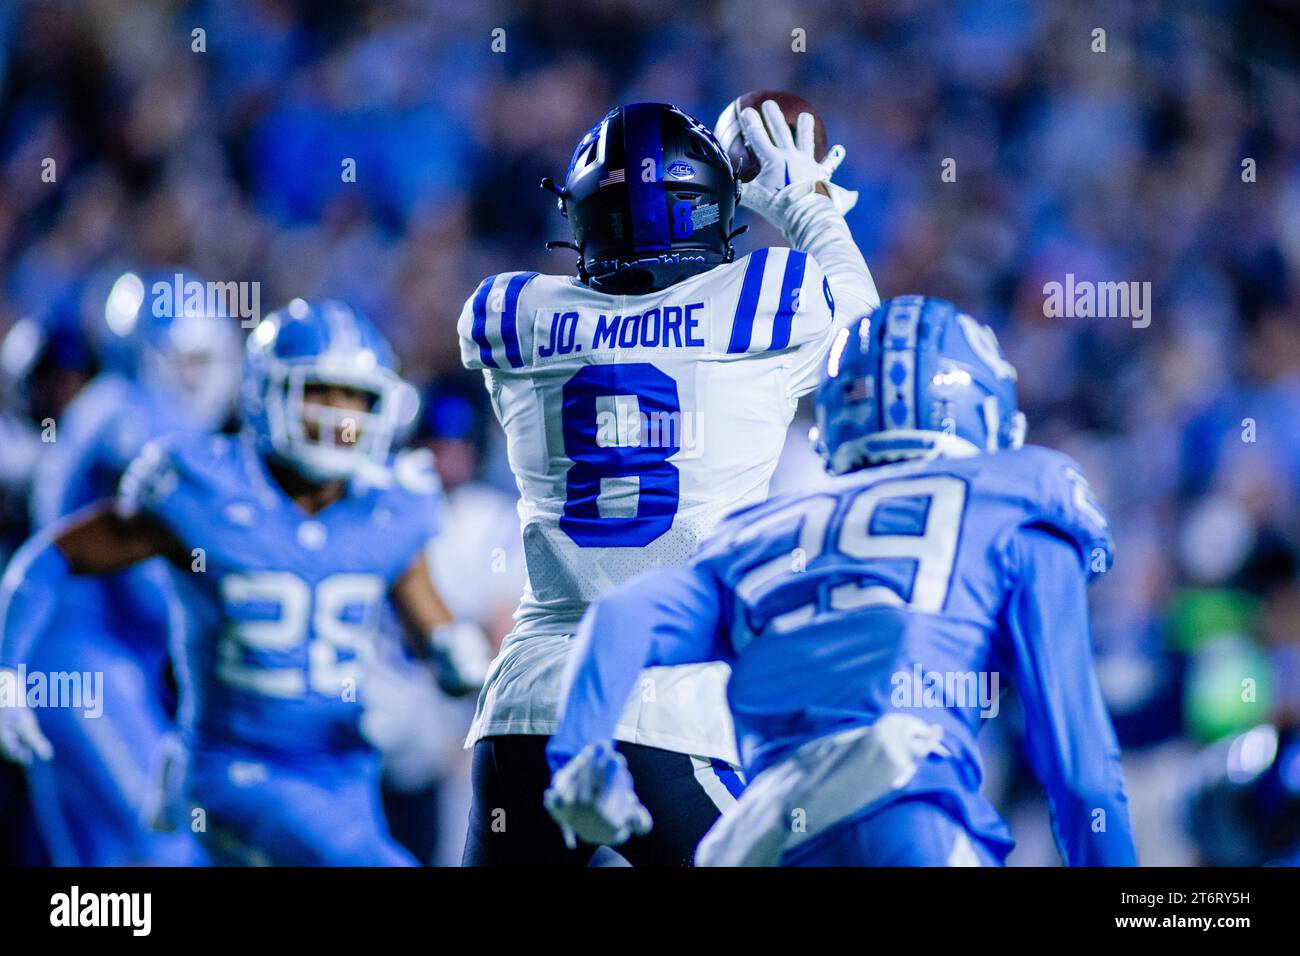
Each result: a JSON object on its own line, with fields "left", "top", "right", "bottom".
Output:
{"left": 749, "top": 247, "right": 791, "bottom": 352}
{"left": 479, "top": 274, "right": 509, "bottom": 364}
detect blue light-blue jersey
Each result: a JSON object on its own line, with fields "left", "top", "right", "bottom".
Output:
{"left": 31, "top": 373, "right": 205, "bottom": 649}
{"left": 549, "top": 445, "right": 1137, "bottom": 866}
{"left": 118, "top": 432, "right": 442, "bottom": 757}
{"left": 33, "top": 373, "right": 202, "bottom": 523}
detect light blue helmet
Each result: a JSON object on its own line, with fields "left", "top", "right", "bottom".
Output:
{"left": 101, "top": 268, "right": 243, "bottom": 430}
{"left": 813, "top": 296, "right": 1026, "bottom": 474}
{"left": 243, "top": 298, "right": 418, "bottom": 482}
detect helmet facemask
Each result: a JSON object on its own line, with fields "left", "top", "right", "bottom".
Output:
{"left": 262, "top": 358, "right": 410, "bottom": 483}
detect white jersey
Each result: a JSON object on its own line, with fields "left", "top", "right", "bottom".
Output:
{"left": 458, "top": 246, "right": 851, "bottom": 761}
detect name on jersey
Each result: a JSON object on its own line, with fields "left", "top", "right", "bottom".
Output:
{"left": 536, "top": 302, "right": 707, "bottom": 359}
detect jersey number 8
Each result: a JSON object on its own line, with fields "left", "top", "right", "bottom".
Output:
{"left": 559, "top": 362, "right": 682, "bottom": 547}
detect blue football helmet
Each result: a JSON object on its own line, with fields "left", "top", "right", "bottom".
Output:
{"left": 243, "top": 298, "right": 418, "bottom": 482}
{"left": 0, "top": 291, "right": 97, "bottom": 425}
{"left": 813, "top": 296, "right": 1026, "bottom": 474}
{"left": 100, "top": 268, "right": 244, "bottom": 431}
{"left": 544, "top": 103, "right": 741, "bottom": 295}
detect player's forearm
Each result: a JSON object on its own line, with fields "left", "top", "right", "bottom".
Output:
{"left": 1027, "top": 701, "right": 1139, "bottom": 865}
{"left": 55, "top": 504, "right": 172, "bottom": 575}
{"left": 1049, "top": 779, "right": 1138, "bottom": 866}
{"left": 1, "top": 502, "right": 178, "bottom": 666}
{"left": 780, "top": 192, "right": 879, "bottom": 323}
{"left": 1038, "top": 695, "right": 1138, "bottom": 865}
{"left": 390, "top": 552, "right": 455, "bottom": 656}
{"left": 547, "top": 592, "right": 654, "bottom": 772}
{"left": 1010, "top": 530, "right": 1137, "bottom": 865}
{"left": 0, "top": 532, "right": 72, "bottom": 669}
{"left": 389, "top": 552, "right": 489, "bottom": 695}
{"left": 1027, "top": 697, "right": 1139, "bottom": 865}
{"left": 548, "top": 568, "right": 727, "bottom": 771}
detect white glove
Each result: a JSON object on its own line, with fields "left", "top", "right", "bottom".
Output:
{"left": 543, "top": 743, "right": 653, "bottom": 849}
{"left": 0, "top": 667, "right": 53, "bottom": 764}
{"left": 428, "top": 621, "right": 491, "bottom": 697}
{"left": 738, "top": 99, "right": 858, "bottom": 225}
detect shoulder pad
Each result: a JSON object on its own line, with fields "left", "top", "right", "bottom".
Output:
{"left": 1012, "top": 446, "right": 1114, "bottom": 579}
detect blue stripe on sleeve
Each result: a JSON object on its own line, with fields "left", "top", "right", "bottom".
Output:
{"left": 470, "top": 275, "right": 498, "bottom": 369}
{"left": 768, "top": 250, "right": 807, "bottom": 351}
{"left": 726, "top": 249, "right": 769, "bottom": 353}
{"left": 500, "top": 272, "right": 537, "bottom": 368}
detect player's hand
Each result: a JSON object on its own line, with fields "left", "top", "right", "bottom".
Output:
{"left": 0, "top": 668, "right": 54, "bottom": 764}
{"left": 544, "top": 743, "right": 652, "bottom": 849}
{"left": 738, "top": 99, "right": 857, "bottom": 224}
{"left": 428, "top": 621, "right": 491, "bottom": 697}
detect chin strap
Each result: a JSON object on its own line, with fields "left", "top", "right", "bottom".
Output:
{"left": 723, "top": 224, "right": 749, "bottom": 263}
{"left": 544, "top": 241, "right": 589, "bottom": 284}
{"left": 541, "top": 177, "right": 588, "bottom": 281}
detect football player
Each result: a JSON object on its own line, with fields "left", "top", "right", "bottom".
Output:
{"left": 457, "top": 100, "right": 879, "bottom": 864}
{"left": 0, "top": 270, "right": 240, "bottom": 866}
{"left": 0, "top": 291, "right": 100, "bottom": 562}
{"left": 0, "top": 292, "right": 100, "bottom": 865}
{"left": 0, "top": 299, "right": 490, "bottom": 866}
{"left": 544, "top": 297, "right": 1138, "bottom": 867}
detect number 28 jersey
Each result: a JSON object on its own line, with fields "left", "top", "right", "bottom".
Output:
{"left": 118, "top": 432, "right": 442, "bottom": 757}
{"left": 458, "top": 247, "right": 846, "bottom": 760}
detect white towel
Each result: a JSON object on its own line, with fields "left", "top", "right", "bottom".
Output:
{"left": 695, "top": 713, "right": 948, "bottom": 867}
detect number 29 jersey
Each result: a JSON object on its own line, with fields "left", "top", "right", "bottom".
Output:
{"left": 683, "top": 446, "right": 1119, "bottom": 856}
{"left": 459, "top": 247, "right": 845, "bottom": 760}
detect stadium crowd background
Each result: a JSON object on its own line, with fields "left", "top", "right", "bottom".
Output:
{"left": 1, "top": 0, "right": 1297, "bottom": 865}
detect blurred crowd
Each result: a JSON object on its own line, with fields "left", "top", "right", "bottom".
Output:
{"left": 1, "top": 0, "right": 1298, "bottom": 865}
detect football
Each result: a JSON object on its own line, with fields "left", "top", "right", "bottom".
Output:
{"left": 714, "top": 89, "right": 829, "bottom": 183}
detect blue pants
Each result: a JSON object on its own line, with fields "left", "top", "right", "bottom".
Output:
{"left": 779, "top": 796, "right": 1005, "bottom": 867}
{"left": 25, "top": 631, "right": 205, "bottom": 866}
{"left": 182, "top": 742, "right": 417, "bottom": 867}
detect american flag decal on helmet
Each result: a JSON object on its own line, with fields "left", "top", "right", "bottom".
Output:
{"left": 845, "top": 375, "right": 873, "bottom": 403}
{"left": 598, "top": 168, "right": 626, "bottom": 187}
